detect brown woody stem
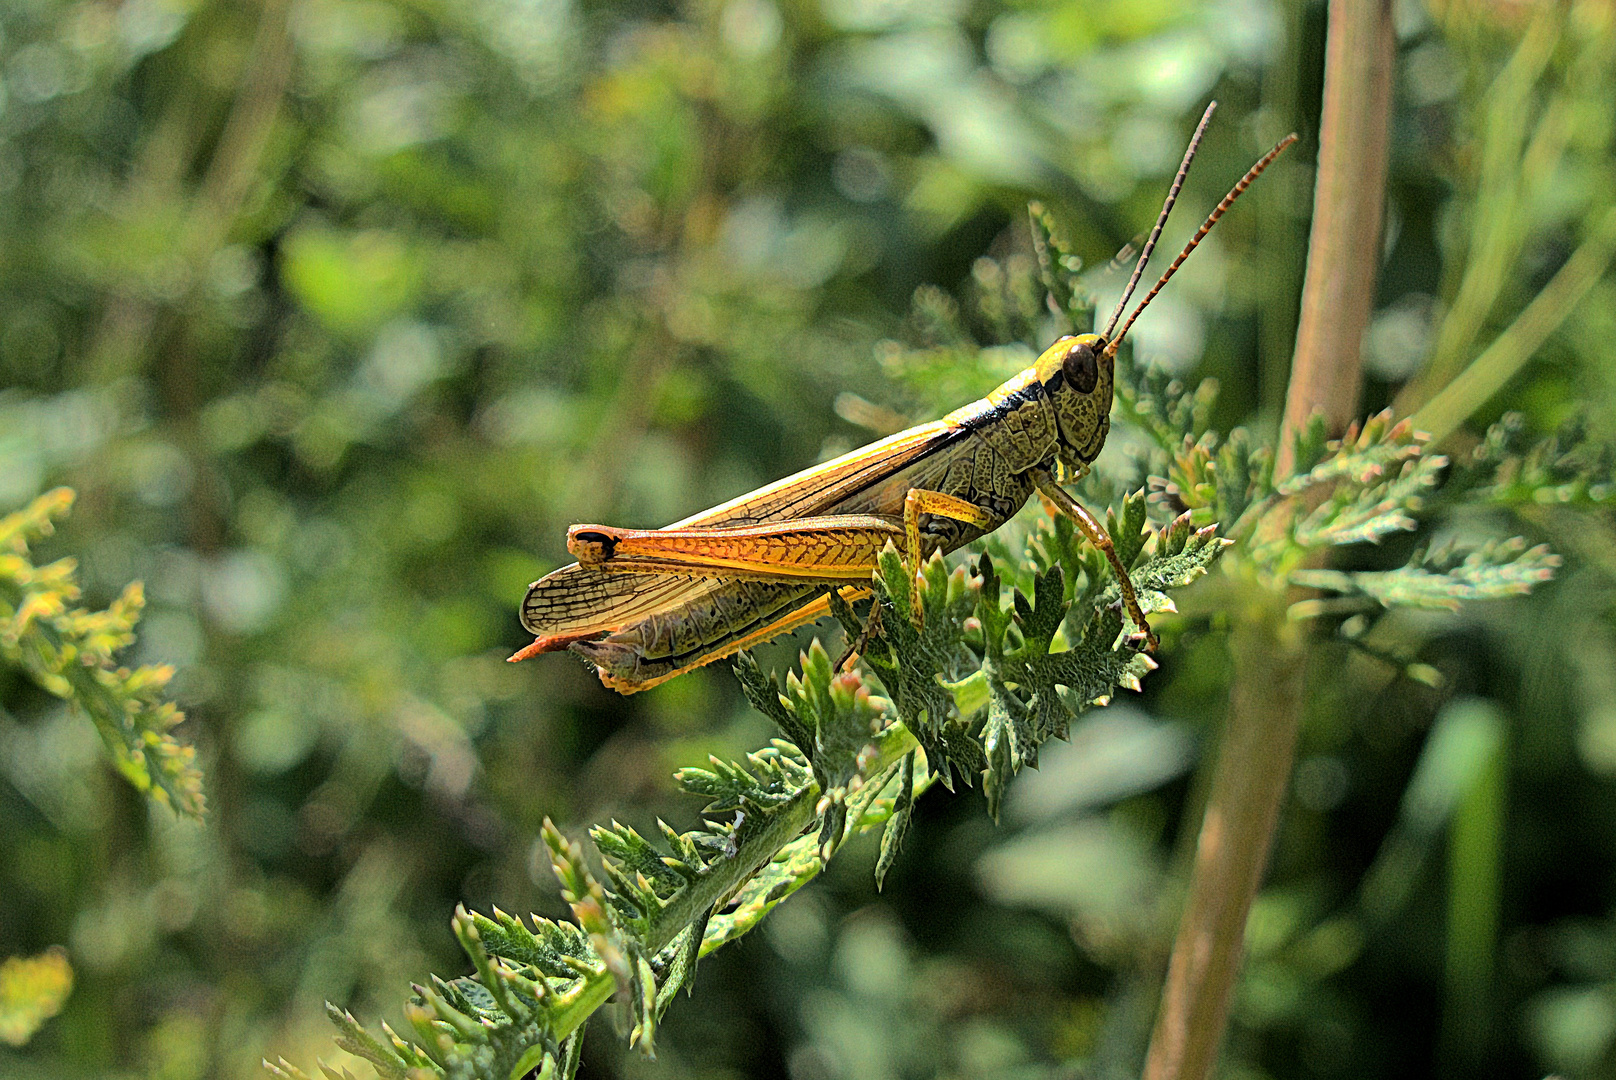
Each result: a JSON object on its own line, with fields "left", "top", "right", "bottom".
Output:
{"left": 1141, "top": 2, "right": 1394, "bottom": 1079}
{"left": 1275, "top": 0, "right": 1394, "bottom": 474}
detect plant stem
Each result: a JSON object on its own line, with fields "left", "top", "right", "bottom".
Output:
{"left": 1275, "top": 0, "right": 1394, "bottom": 475}
{"left": 1411, "top": 206, "right": 1616, "bottom": 445}
{"left": 1397, "top": 5, "right": 1563, "bottom": 414}
{"left": 1144, "top": 597, "right": 1307, "bottom": 1080}
{"left": 546, "top": 722, "right": 920, "bottom": 1043}
{"left": 1143, "top": 3, "right": 1393, "bottom": 1078}
{"left": 1257, "top": 0, "right": 1307, "bottom": 427}
{"left": 1442, "top": 701, "right": 1506, "bottom": 1074}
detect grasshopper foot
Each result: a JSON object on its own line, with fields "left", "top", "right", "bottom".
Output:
{"left": 837, "top": 601, "right": 884, "bottom": 671}
{"left": 1128, "top": 626, "right": 1160, "bottom": 653}
{"left": 1107, "top": 598, "right": 1158, "bottom": 653}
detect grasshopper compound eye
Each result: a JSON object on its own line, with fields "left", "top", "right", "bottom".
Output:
{"left": 1061, "top": 340, "right": 1100, "bottom": 394}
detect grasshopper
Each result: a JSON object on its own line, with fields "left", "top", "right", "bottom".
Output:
{"left": 513, "top": 103, "right": 1295, "bottom": 694}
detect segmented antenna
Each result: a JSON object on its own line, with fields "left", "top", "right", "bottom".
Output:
{"left": 1101, "top": 101, "right": 1218, "bottom": 341}
{"left": 1107, "top": 131, "right": 1300, "bottom": 357}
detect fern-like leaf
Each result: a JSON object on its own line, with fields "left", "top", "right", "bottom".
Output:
{"left": 0, "top": 488, "right": 204, "bottom": 817}
{"left": 1292, "top": 537, "right": 1560, "bottom": 612}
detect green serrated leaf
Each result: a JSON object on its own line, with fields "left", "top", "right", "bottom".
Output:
{"left": 654, "top": 906, "right": 710, "bottom": 1015}
{"left": 1107, "top": 490, "right": 1150, "bottom": 571}
{"left": 732, "top": 651, "right": 814, "bottom": 760}
{"left": 1287, "top": 411, "right": 1332, "bottom": 479}
{"left": 1112, "top": 352, "right": 1218, "bottom": 455}
{"left": 1215, "top": 427, "right": 1269, "bottom": 528}
{"left": 858, "top": 549, "right": 978, "bottom": 791}
{"left": 1280, "top": 410, "right": 1426, "bottom": 498}
{"left": 1019, "top": 566, "right": 1067, "bottom": 653}
{"left": 1292, "top": 537, "right": 1560, "bottom": 611}
{"left": 874, "top": 754, "right": 915, "bottom": 889}
{"left": 974, "top": 498, "right": 1211, "bottom": 818}
{"left": 626, "top": 942, "right": 657, "bottom": 1054}
{"left": 1462, "top": 412, "right": 1616, "bottom": 507}
{"left": 1294, "top": 454, "right": 1447, "bottom": 548}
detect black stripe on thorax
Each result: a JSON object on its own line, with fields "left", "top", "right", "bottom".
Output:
{"left": 957, "top": 383, "right": 1047, "bottom": 431}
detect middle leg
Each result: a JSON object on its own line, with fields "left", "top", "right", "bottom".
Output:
{"left": 901, "top": 488, "right": 998, "bottom": 626}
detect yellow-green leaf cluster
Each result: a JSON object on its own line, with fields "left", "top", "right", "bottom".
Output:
{"left": 0, "top": 948, "right": 73, "bottom": 1047}
{"left": 0, "top": 488, "right": 204, "bottom": 818}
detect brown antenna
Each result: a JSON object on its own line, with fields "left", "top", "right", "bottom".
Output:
{"left": 1101, "top": 102, "right": 1218, "bottom": 341}
{"left": 1107, "top": 131, "right": 1299, "bottom": 357}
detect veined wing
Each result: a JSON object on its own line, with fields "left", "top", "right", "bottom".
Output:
{"left": 520, "top": 566, "right": 727, "bottom": 639}
{"left": 668, "top": 420, "right": 960, "bottom": 526}
{"left": 521, "top": 419, "right": 966, "bottom": 640}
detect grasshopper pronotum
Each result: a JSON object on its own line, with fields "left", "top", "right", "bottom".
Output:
{"left": 514, "top": 103, "right": 1296, "bottom": 693}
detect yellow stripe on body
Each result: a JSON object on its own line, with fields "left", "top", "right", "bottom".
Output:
{"left": 572, "top": 516, "right": 904, "bottom": 581}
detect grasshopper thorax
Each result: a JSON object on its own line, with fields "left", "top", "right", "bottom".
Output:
{"left": 1032, "top": 332, "right": 1113, "bottom": 468}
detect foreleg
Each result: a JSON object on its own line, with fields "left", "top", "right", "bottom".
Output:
{"left": 1030, "top": 469, "right": 1157, "bottom": 652}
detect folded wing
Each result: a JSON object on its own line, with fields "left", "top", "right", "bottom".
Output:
{"left": 520, "top": 420, "right": 962, "bottom": 639}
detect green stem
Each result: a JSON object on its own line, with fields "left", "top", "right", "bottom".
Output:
{"left": 1143, "top": 595, "right": 1309, "bottom": 1080}
{"left": 1442, "top": 709, "right": 1506, "bottom": 1075}
{"left": 1402, "top": 5, "right": 1563, "bottom": 408}
{"left": 545, "top": 722, "right": 920, "bottom": 1043}
{"left": 1411, "top": 206, "right": 1616, "bottom": 445}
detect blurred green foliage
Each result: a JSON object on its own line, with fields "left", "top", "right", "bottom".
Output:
{"left": 2, "top": 0, "right": 1615, "bottom": 1078}
{"left": 0, "top": 949, "right": 73, "bottom": 1048}
{"left": 2, "top": 488, "right": 204, "bottom": 817}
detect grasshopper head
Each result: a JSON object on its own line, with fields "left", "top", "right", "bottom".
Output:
{"left": 1033, "top": 332, "right": 1113, "bottom": 467}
